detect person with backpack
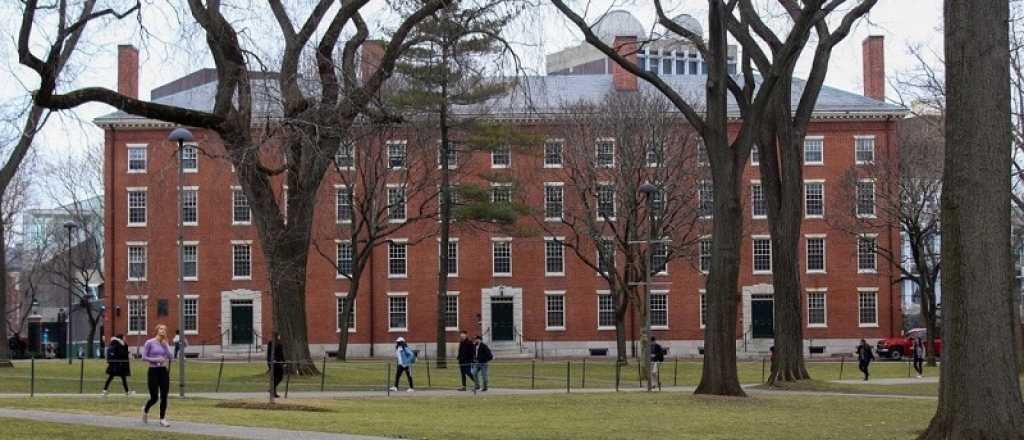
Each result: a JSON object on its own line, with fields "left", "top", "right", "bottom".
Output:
{"left": 856, "top": 339, "right": 875, "bottom": 381}
{"left": 912, "top": 337, "right": 926, "bottom": 378}
{"left": 457, "top": 331, "right": 475, "bottom": 391}
{"left": 102, "top": 334, "right": 133, "bottom": 396}
{"left": 472, "top": 336, "right": 494, "bottom": 392}
{"left": 650, "top": 337, "right": 666, "bottom": 389}
{"left": 391, "top": 337, "right": 415, "bottom": 392}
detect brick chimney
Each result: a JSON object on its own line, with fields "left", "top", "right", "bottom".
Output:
{"left": 360, "top": 40, "right": 385, "bottom": 83}
{"left": 612, "top": 36, "right": 638, "bottom": 92}
{"left": 862, "top": 35, "right": 885, "bottom": 101}
{"left": 117, "top": 45, "right": 139, "bottom": 99}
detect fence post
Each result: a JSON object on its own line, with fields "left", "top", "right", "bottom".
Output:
{"left": 79, "top": 357, "right": 85, "bottom": 394}
{"left": 907, "top": 358, "right": 912, "bottom": 378}
{"left": 386, "top": 362, "right": 391, "bottom": 396}
{"left": 530, "top": 360, "right": 535, "bottom": 390}
{"left": 284, "top": 363, "right": 291, "bottom": 399}
{"left": 215, "top": 357, "right": 224, "bottom": 392}
{"left": 761, "top": 357, "right": 766, "bottom": 384}
{"left": 248, "top": 343, "right": 252, "bottom": 363}
{"left": 839, "top": 356, "right": 845, "bottom": 380}
{"left": 637, "top": 361, "right": 643, "bottom": 388}
{"left": 426, "top": 358, "right": 432, "bottom": 388}
{"left": 581, "top": 359, "right": 587, "bottom": 389}
{"left": 615, "top": 361, "right": 620, "bottom": 392}
{"left": 673, "top": 358, "right": 678, "bottom": 387}
{"left": 565, "top": 361, "right": 570, "bottom": 394}
{"left": 30, "top": 357, "right": 35, "bottom": 397}
{"left": 320, "top": 357, "right": 327, "bottom": 392}
{"left": 534, "top": 341, "right": 538, "bottom": 359}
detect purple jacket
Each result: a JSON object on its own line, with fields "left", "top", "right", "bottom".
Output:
{"left": 142, "top": 338, "right": 172, "bottom": 368}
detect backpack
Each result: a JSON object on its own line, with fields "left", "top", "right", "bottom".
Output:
{"left": 402, "top": 347, "right": 417, "bottom": 365}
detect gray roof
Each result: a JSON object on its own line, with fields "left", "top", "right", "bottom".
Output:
{"left": 95, "top": 72, "right": 904, "bottom": 124}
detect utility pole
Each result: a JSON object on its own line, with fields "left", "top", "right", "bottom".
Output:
{"left": 169, "top": 127, "right": 193, "bottom": 398}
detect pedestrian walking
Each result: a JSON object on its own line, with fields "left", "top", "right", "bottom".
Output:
{"left": 172, "top": 330, "right": 182, "bottom": 359}
{"left": 912, "top": 337, "right": 925, "bottom": 378}
{"left": 142, "top": 324, "right": 173, "bottom": 427}
{"left": 856, "top": 339, "right": 875, "bottom": 381}
{"left": 457, "top": 331, "right": 475, "bottom": 391}
{"left": 267, "top": 333, "right": 285, "bottom": 398}
{"left": 102, "top": 334, "right": 133, "bottom": 396}
{"left": 390, "top": 337, "right": 416, "bottom": 392}
{"left": 650, "top": 337, "right": 666, "bottom": 389}
{"left": 472, "top": 336, "right": 493, "bottom": 392}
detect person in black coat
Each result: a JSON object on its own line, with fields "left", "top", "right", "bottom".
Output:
{"left": 650, "top": 337, "right": 666, "bottom": 389}
{"left": 456, "top": 331, "right": 475, "bottom": 391}
{"left": 102, "top": 335, "right": 133, "bottom": 396}
{"left": 856, "top": 339, "right": 875, "bottom": 381}
{"left": 472, "top": 336, "right": 494, "bottom": 392}
{"left": 267, "top": 333, "right": 285, "bottom": 398}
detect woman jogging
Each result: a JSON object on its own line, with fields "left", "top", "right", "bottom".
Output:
{"left": 856, "top": 339, "right": 875, "bottom": 381}
{"left": 142, "top": 324, "right": 173, "bottom": 427}
{"left": 102, "top": 334, "right": 133, "bottom": 396}
{"left": 912, "top": 337, "right": 926, "bottom": 378}
{"left": 390, "top": 337, "right": 415, "bottom": 392}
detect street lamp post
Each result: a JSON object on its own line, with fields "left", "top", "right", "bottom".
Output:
{"left": 63, "top": 221, "right": 77, "bottom": 364}
{"left": 638, "top": 183, "right": 658, "bottom": 392}
{"left": 169, "top": 127, "right": 193, "bottom": 398}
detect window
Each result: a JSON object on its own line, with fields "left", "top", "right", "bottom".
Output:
{"left": 444, "top": 294, "right": 459, "bottom": 329}
{"left": 545, "top": 239, "right": 564, "bottom": 276}
{"left": 387, "top": 141, "right": 406, "bottom": 168}
{"left": 751, "top": 182, "right": 766, "bottom": 218}
{"left": 336, "top": 186, "right": 353, "bottom": 223}
{"left": 856, "top": 180, "right": 876, "bottom": 217}
{"left": 699, "top": 238, "right": 712, "bottom": 273}
{"left": 232, "top": 243, "right": 252, "bottom": 279}
{"left": 388, "top": 240, "right": 407, "bottom": 278}
{"left": 492, "top": 145, "right": 511, "bottom": 168}
{"left": 651, "top": 242, "right": 668, "bottom": 275}
{"left": 750, "top": 144, "right": 760, "bottom": 166}
{"left": 597, "top": 293, "right": 616, "bottom": 329}
{"left": 597, "top": 184, "right": 616, "bottom": 219}
{"left": 492, "top": 239, "right": 512, "bottom": 276}
{"left": 440, "top": 240, "right": 458, "bottom": 276}
{"left": 337, "top": 295, "right": 356, "bottom": 332}
{"left": 650, "top": 189, "right": 666, "bottom": 218}
{"left": 544, "top": 140, "right": 563, "bottom": 167}
{"left": 649, "top": 292, "right": 668, "bottom": 329}
{"left": 128, "top": 298, "right": 147, "bottom": 335}
{"left": 182, "top": 243, "right": 198, "bottom": 280}
{"left": 232, "top": 189, "right": 251, "bottom": 224}
{"left": 857, "top": 235, "right": 877, "bottom": 272}
{"left": 128, "top": 189, "right": 147, "bottom": 226}
{"left": 804, "top": 181, "right": 824, "bottom": 218}
{"left": 182, "top": 187, "right": 198, "bottom": 225}
{"left": 388, "top": 295, "right": 408, "bottom": 331}
{"left": 807, "top": 291, "right": 827, "bottom": 327}
{"left": 336, "top": 241, "right": 353, "bottom": 277}
{"left": 699, "top": 292, "right": 707, "bottom": 328}
{"left": 387, "top": 186, "right": 406, "bottom": 222}
{"left": 545, "top": 293, "right": 565, "bottom": 329}
{"left": 806, "top": 236, "right": 826, "bottom": 273}
{"left": 753, "top": 237, "right": 772, "bottom": 274}
{"left": 439, "top": 142, "right": 458, "bottom": 169}
{"left": 181, "top": 144, "right": 198, "bottom": 172}
{"left": 491, "top": 183, "right": 513, "bottom": 204}
{"left": 698, "top": 180, "right": 714, "bottom": 217}
{"left": 646, "top": 142, "right": 664, "bottom": 167}
{"left": 544, "top": 183, "right": 563, "bottom": 221}
{"left": 182, "top": 297, "right": 198, "bottom": 334}
{"left": 803, "top": 137, "right": 824, "bottom": 165}
{"left": 128, "top": 146, "right": 147, "bottom": 172}
{"left": 336, "top": 142, "right": 355, "bottom": 169}
{"left": 596, "top": 139, "right": 615, "bottom": 167}
{"left": 128, "top": 244, "right": 147, "bottom": 281}
{"left": 697, "top": 142, "right": 709, "bottom": 166}
{"left": 855, "top": 136, "right": 875, "bottom": 164}
{"left": 858, "top": 290, "right": 878, "bottom": 326}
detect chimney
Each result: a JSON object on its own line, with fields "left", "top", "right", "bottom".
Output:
{"left": 117, "top": 45, "right": 139, "bottom": 99}
{"left": 862, "top": 35, "right": 885, "bottom": 101}
{"left": 612, "top": 36, "right": 638, "bottom": 92}
{"left": 360, "top": 40, "right": 385, "bottom": 83}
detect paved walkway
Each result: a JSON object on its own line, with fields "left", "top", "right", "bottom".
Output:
{"left": 0, "top": 408, "right": 395, "bottom": 440}
{"left": 831, "top": 377, "right": 939, "bottom": 385}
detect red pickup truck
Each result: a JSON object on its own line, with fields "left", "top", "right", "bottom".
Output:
{"left": 876, "top": 328, "right": 941, "bottom": 361}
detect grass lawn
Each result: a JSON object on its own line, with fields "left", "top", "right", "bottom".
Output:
{"left": 756, "top": 375, "right": 1024, "bottom": 398}
{"left": 0, "top": 417, "right": 219, "bottom": 439}
{"left": 0, "top": 357, "right": 937, "bottom": 394}
{"left": 0, "top": 393, "right": 933, "bottom": 439}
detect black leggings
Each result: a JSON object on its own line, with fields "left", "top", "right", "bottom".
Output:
{"left": 394, "top": 365, "right": 414, "bottom": 389}
{"left": 913, "top": 357, "right": 924, "bottom": 375}
{"left": 145, "top": 367, "right": 169, "bottom": 419}
{"left": 858, "top": 360, "right": 871, "bottom": 380}
{"left": 104, "top": 374, "right": 129, "bottom": 392}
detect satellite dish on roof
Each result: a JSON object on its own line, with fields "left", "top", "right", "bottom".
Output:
{"left": 671, "top": 14, "right": 703, "bottom": 38}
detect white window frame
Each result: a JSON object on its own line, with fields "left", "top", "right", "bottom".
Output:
{"left": 544, "top": 237, "right": 565, "bottom": 277}
{"left": 444, "top": 292, "right": 460, "bottom": 331}
{"left": 181, "top": 186, "right": 199, "bottom": 226}
{"left": 857, "top": 234, "right": 879, "bottom": 274}
{"left": 335, "top": 239, "right": 353, "bottom": 279}
{"left": 698, "top": 180, "right": 714, "bottom": 219}
{"left": 854, "top": 135, "right": 876, "bottom": 165}
{"left": 805, "top": 234, "right": 827, "bottom": 274}
{"left": 231, "top": 186, "right": 251, "bottom": 225}
{"left": 181, "top": 241, "right": 199, "bottom": 281}
{"left": 803, "top": 136, "right": 824, "bottom": 165}
{"left": 181, "top": 295, "right": 199, "bottom": 335}
{"left": 597, "top": 237, "right": 615, "bottom": 276}
{"left": 543, "top": 139, "right": 564, "bottom": 168}
{"left": 699, "top": 236, "right": 712, "bottom": 274}
{"left": 127, "top": 241, "right": 147, "bottom": 282}
{"left": 750, "top": 144, "right": 760, "bottom": 166}
{"left": 544, "top": 182, "right": 564, "bottom": 222}
{"left": 336, "top": 293, "right": 356, "bottom": 333}
{"left": 858, "top": 288, "right": 880, "bottom": 328}
{"left": 438, "top": 238, "right": 459, "bottom": 278}
{"left": 596, "top": 182, "right": 616, "bottom": 221}
{"left": 699, "top": 290, "right": 707, "bottom": 329}
{"left": 126, "top": 295, "right": 148, "bottom": 336}
{"left": 752, "top": 235, "right": 772, "bottom": 275}
{"left": 651, "top": 241, "right": 669, "bottom": 276}
{"left": 387, "top": 292, "right": 409, "bottom": 332}
{"left": 544, "top": 291, "right": 566, "bottom": 331}
{"left": 806, "top": 288, "right": 828, "bottom": 328}
{"left": 127, "top": 187, "right": 148, "bottom": 227}
{"left": 490, "top": 182, "right": 513, "bottom": 204}
{"left": 335, "top": 142, "right": 356, "bottom": 170}
{"left": 387, "top": 140, "right": 407, "bottom": 169}
{"left": 231, "top": 240, "right": 253, "bottom": 280}
{"left": 437, "top": 141, "right": 459, "bottom": 170}
{"left": 751, "top": 180, "right": 766, "bottom": 219}
{"left": 804, "top": 180, "right": 825, "bottom": 219}
{"left": 596, "top": 290, "right": 616, "bottom": 330}
{"left": 696, "top": 141, "right": 709, "bottom": 166}
{"left": 645, "top": 142, "right": 664, "bottom": 168}
{"left": 492, "top": 238, "right": 513, "bottom": 277}
{"left": 181, "top": 143, "right": 199, "bottom": 173}
{"left": 127, "top": 144, "right": 148, "bottom": 173}
{"left": 596, "top": 138, "right": 615, "bottom": 168}
{"left": 856, "top": 178, "right": 877, "bottom": 219}
{"left": 386, "top": 184, "right": 406, "bottom": 224}
{"left": 388, "top": 239, "right": 408, "bottom": 279}
{"left": 649, "top": 290, "right": 669, "bottom": 330}
{"left": 335, "top": 184, "right": 353, "bottom": 224}
{"left": 491, "top": 145, "right": 511, "bottom": 169}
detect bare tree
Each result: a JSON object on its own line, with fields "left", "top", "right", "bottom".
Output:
{"left": 920, "top": 0, "right": 1024, "bottom": 437}
{"left": 17, "top": 0, "right": 452, "bottom": 373}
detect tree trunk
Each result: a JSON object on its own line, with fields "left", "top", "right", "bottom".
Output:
{"left": 921, "top": 1, "right": 1024, "bottom": 436}
{"left": 263, "top": 216, "right": 318, "bottom": 375}
{"left": 86, "top": 322, "right": 97, "bottom": 359}
{"left": 336, "top": 315, "right": 352, "bottom": 362}
{"left": 767, "top": 218, "right": 809, "bottom": 383}
{"left": 336, "top": 274, "right": 359, "bottom": 362}
{"left": 436, "top": 81, "right": 451, "bottom": 370}
{"left": 921, "top": 285, "right": 939, "bottom": 367}
{"left": 614, "top": 296, "right": 628, "bottom": 365}
{"left": 0, "top": 217, "right": 9, "bottom": 367}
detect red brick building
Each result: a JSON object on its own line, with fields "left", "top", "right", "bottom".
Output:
{"left": 98, "top": 12, "right": 904, "bottom": 358}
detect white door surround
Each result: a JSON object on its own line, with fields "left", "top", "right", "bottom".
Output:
{"left": 480, "top": 285, "right": 523, "bottom": 344}
{"left": 220, "top": 289, "right": 262, "bottom": 348}
{"left": 742, "top": 284, "right": 774, "bottom": 340}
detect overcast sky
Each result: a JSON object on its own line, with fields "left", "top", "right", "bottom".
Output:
{"left": 3, "top": 1, "right": 944, "bottom": 179}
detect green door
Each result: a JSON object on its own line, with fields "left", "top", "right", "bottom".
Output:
{"left": 751, "top": 300, "right": 774, "bottom": 339}
{"left": 230, "top": 300, "right": 254, "bottom": 345}
{"left": 491, "top": 301, "right": 514, "bottom": 341}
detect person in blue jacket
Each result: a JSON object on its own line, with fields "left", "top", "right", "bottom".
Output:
{"left": 391, "top": 337, "right": 415, "bottom": 392}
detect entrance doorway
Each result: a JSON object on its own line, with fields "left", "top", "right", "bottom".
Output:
{"left": 230, "top": 299, "right": 254, "bottom": 345}
{"left": 490, "top": 298, "right": 514, "bottom": 341}
{"left": 751, "top": 297, "right": 774, "bottom": 339}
